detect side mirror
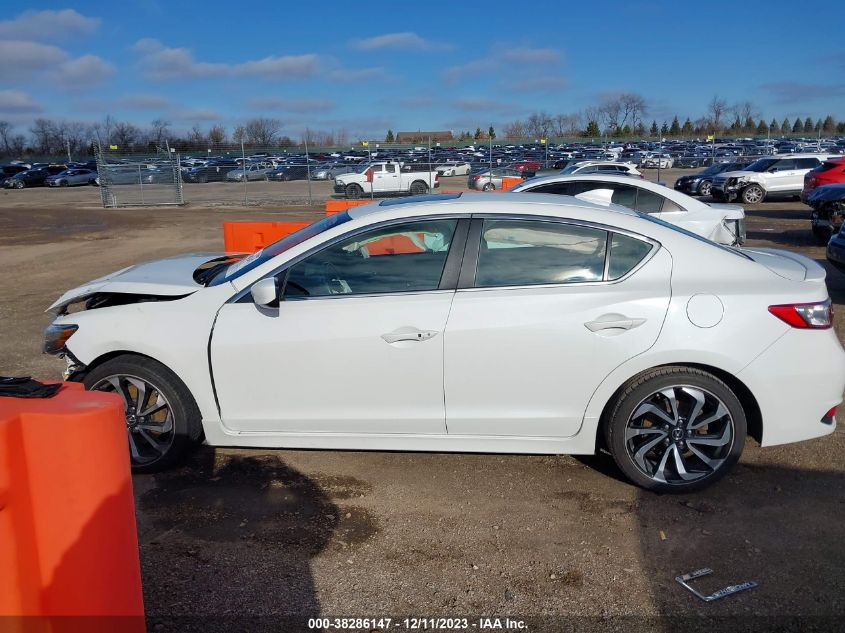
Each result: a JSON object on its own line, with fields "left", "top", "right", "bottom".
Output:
{"left": 250, "top": 277, "right": 278, "bottom": 307}
{"left": 768, "top": 167, "right": 778, "bottom": 173}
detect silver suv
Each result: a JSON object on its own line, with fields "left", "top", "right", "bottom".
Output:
{"left": 711, "top": 154, "right": 837, "bottom": 204}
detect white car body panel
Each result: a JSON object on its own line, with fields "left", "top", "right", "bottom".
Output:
{"left": 47, "top": 194, "right": 844, "bottom": 458}
{"left": 512, "top": 174, "right": 745, "bottom": 245}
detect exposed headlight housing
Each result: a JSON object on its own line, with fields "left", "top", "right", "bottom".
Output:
{"left": 43, "top": 323, "right": 78, "bottom": 355}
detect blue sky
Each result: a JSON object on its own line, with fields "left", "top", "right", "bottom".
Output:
{"left": 1, "top": 1, "right": 843, "bottom": 138}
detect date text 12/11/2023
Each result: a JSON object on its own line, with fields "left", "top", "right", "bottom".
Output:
{"left": 307, "top": 617, "right": 529, "bottom": 630}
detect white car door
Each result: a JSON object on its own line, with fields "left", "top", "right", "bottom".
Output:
{"left": 765, "top": 158, "right": 797, "bottom": 193}
{"left": 210, "top": 217, "right": 467, "bottom": 434}
{"left": 444, "top": 217, "right": 671, "bottom": 437}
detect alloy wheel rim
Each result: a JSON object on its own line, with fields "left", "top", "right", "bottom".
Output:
{"left": 92, "top": 374, "right": 176, "bottom": 465}
{"left": 745, "top": 187, "right": 762, "bottom": 203}
{"left": 624, "top": 385, "right": 734, "bottom": 485}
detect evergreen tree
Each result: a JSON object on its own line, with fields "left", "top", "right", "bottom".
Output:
{"left": 803, "top": 117, "right": 813, "bottom": 133}
{"left": 756, "top": 119, "right": 768, "bottom": 135}
{"left": 781, "top": 117, "right": 790, "bottom": 134}
{"left": 488, "top": 126, "right": 496, "bottom": 140}
{"left": 837, "top": 122, "right": 845, "bottom": 134}
{"left": 682, "top": 118, "right": 693, "bottom": 135}
{"left": 634, "top": 122, "right": 646, "bottom": 137}
{"left": 474, "top": 127, "right": 483, "bottom": 141}
{"left": 814, "top": 118, "right": 822, "bottom": 132}
{"left": 822, "top": 116, "right": 835, "bottom": 133}
{"left": 649, "top": 120, "right": 659, "bottom": 136}
{"left": 792, "top": 117, "right": 802, "bottom": 133}
{"left": 385, "top": 129, "right": 394, "bottom": 143}
{"left": 585, "top": 120, "right": 600, "bottom": 137}
{"left": 660, "top": 122, "right": 669, "bottom": 136}
{"left": 621, "top": 124, "right": 632, "bottom": 136}
{"left": 744, "top": 116, "right": 755, "bottom": 133}
{"left": 769, "top": 118, "right": 778, "bottom": 132}
{"left": 669, "top": 116, "right": 680, "bottom": 136}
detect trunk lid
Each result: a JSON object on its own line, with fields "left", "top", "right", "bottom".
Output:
{"left": 742, "top": 247, "right": 826, "bottom": 282}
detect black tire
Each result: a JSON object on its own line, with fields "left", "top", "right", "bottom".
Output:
{"left": 812, "top": 225, "right": 832, "bottom": 245}
{"left": 346, "top": 183, "right": 363, "bottom": 199}
{"left": 697, "top": 180, "right": 712, "bottom": 197}
{"left": 14, "top": 180, "right": 25, "bottom": 189}
{"left": 59, "top": 180, "right": 68, "bottom": 187}
{"left": 83, "top": 354, "right": 203, "bottom": 473}
{"left": 410, "top": 180, "right": 428, "bottom": 196}
{"left": 603, "top": 366, "right": 746, "bottom": 493}
{"left": 741, "top": 184, "right": 765, "bottom": 204}
{"left": 197, "top": 173, "right": 208, "bottom": 184}
{"left": 482, "top": 182, "right": 495, "bottom": 192}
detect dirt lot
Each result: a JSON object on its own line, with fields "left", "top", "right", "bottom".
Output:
{"left": 1, "top": 171, "right": 843, "bottom": 632}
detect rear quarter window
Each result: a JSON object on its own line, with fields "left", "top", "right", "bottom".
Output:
{"left": 608, "top": 234, "right": 653, "bottom": 280}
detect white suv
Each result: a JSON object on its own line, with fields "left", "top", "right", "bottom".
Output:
{"left": 711, "top": 154, "right": 837, "bottom": 204}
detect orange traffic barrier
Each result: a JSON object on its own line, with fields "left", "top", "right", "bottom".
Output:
{"left": 325, "top": 199, "right": 375, "bottom": 216}
{"left": 500, "top": 176, "right": 524, "bottom": 191}
{"left": 223, "top": 221, "right": 311, "bottom": 253}
{"left": 0, "top": 382, "right": 144, "bottom": 631}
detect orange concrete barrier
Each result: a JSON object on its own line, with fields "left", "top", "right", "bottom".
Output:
{"left": 223, "top": 221, "right": 311, "bottom": 253}
{"left": 325, "top": 199, "right": 375, "bottom": 216}
{"left": 0, "top": 382, "right": 144, "bottom": 631}
{"left": 500, "top": 177, "right": 524, "bottom": 191}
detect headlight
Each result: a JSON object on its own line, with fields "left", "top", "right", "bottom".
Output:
{"left": 43, "top": 323, "right": 78, "bottom": 355}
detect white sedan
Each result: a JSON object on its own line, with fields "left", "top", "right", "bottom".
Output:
{"left": 44, "top": 193, "right": 844, "bottom": 492}
{"left": 436, "top": 161, "right": 472, "bottom": 177}
{"left": 511, "top": 174, "right": 746, "bottom": 245}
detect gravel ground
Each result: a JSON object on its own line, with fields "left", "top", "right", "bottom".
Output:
{"left": 1, "top": 170, "right": 842, "bottom": 633}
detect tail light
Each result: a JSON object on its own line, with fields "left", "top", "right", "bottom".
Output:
{"left": 435, "top": 173, "right": 440, "bottom": 181}
{"left": 471, "top": 175, "right": 480, "bottom": 180}
{"left": 768, "top": 299, "right": 833, "bottom": 329}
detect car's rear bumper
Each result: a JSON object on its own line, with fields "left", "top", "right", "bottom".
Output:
{"left": 738, "top": 328, "right": 845, "bottom": 446}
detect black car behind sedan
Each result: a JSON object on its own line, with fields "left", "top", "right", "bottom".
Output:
{"left": 267, "top": 165, "right": 310, "bottom": 181}
{"left": 674, "top": 160, "right": 752, "bottom": 197}
{"left": 3, "top": 165, "right": 66, "bottom": 189}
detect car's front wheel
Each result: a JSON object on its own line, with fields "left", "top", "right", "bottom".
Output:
{"left": 697, "top": 181, "right": 712, "bottom": 197}
{"left": 83, "top": 354, "right": 203, "bottom": 473}
{"left": 604, "top": 366, "right": 746, "bottom": 493}
{"left": 741, "top": 184, "right": 765, "bottom": 204}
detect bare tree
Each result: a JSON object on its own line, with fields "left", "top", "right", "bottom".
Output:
{"left": 730, "top": 100, "right": 758, "bottom": 123}
{"left": 187, "top": 124, "right": 206, "bottom": 145}
{"left": 336, "top": 128, "right": 349, "bottom": 146}
{"left": 30, "top": 118, "right": 55, "bottom": 154}
{"left": 207, "top": 125, "right": 226, "bottom": 146}
{"left": 232, "top": 125, "right": 246, "bottom": 144}
{"left": 150, "top": 119, "right": 171, "bottom": 147}
{"left": 0, "top": 120, "right": 10, "bottom": 155}
{"left": 707, "top": 95, "right": 728, "bottom": 131}
{"left": 112, "top": 121, "right": 140, "bottom": 150}
{"left": 245, "top": 117, "right": 282, "bottom": 146}
{"left": 502, "top": 120, "right": 526, "bottom": 139}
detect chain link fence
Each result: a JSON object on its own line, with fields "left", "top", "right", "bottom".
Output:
{"left": 94, "top": 142, "right": 183, "bottom": 208}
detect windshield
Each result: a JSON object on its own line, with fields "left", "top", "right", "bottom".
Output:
{"left": 208, "top": 212, "right": 353, "bottom": 286}
{"left": 560, "top": 165, "right": 581, "bottom": 175}
{"left": 743, "top": 158, "right": 778, "bottom": 172}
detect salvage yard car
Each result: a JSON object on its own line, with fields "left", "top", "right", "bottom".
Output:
{"left": 511, "top": 174, "right": 745, "bottom": 245}
{"left": 45, "top": 193, "right": 845, "bottom": 493}
{"left": 673, "top": 161, "right": 752, "bottom": 197}
{"left": 711, "top": 154, "right": 837, "bottom": 203}
{"left": 334, "top": 162, "right": 439, "bottom": 198}
{"left": 45, "top": 168, "right": 98, "bottom": 187}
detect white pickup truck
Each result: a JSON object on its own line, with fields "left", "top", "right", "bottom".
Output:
{"left": 334, "top": 162, "right": 440, "bottom": 199}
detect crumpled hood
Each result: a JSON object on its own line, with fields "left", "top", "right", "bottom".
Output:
{"left": 47, "top": 252, "right": 225, "bottom": 314}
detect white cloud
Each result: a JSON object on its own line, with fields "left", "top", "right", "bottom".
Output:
{"left": 133, "top": 38, "right": 321, "bottom": 81}
{"left": 115, "top": 94, "right": 172, "bottom": 109}
{"left": 443, "top": 46, "right": 564, "bottom": 84}
{"left": 453, "top": 98, "right": 520, "bottom": 116}
{"left": 326, "top": 67, "right": 386, "bottom": 83}
{"left": 0, "top": 89, "right": 43, "bottom": 114}
{"left": 55, "top": 55, "right": 116, "bottom": 88}
{"left": 351, "top": 32, "right": 451, "bottom": 51}
{"left": 249, "top": 97, "right": 335, "bottom": 113}
{"left": 0, "top": 9, "right": 100, "bottom": 42}
{"left": 0, "top": 40, "right": 67, "bottom": 78}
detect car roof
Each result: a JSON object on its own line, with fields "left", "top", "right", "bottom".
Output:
{"left": 347, "top": 191, "right": 640, "bottom": 220}
{"left": 512, "top": 173, "right": 666, "bottom": 193}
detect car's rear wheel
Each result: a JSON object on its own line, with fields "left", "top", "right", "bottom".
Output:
{"left": 83, "top": 355, "right": 203, "bottom": 473}
{"left": 410, "top": 180, "right": 428, "bottom": 195}
{"left": 697, "top": 181, "right": 712, "bottom": 197}
{"left": 346, "top": 183, "right": 363, "bottom": 199}
{"left": 604, "top": 366, "right": 746, "bottom": 493}
{"left": 482, "top": 182, "right": 495, "bottom": 191}
{"left": 741, "top": 184, "right": 765, "bottom": 204}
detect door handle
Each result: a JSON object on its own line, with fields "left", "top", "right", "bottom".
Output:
{"left": 381, "top": 329, "right": 439, "bottom": 343}
{"left": 584, "top": 314, "right": 647, "bottom": 332}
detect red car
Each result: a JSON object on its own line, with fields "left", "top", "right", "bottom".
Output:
{"left": 802, "top": 157, "right": 845, "bottom": 202}
{"left": 509, "top": 160, "right": 542, "bottom": 173}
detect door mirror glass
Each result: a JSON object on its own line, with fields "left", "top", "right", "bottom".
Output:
{"left": 250, "top": 277, "right": 278, "bottom": 306}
